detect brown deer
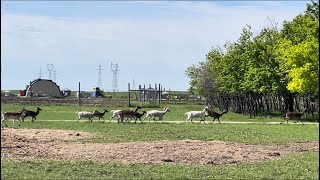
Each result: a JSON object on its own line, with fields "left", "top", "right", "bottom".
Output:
{"left": 131, "top": 111, "right": 147, "bottom": 124}
{"left": 92, "top": 109, "right": 109, "bottom": 122}
{"left": 1, "top": 111, "right": 24, "bottom": 127}
{"left": 281, "top": 108, "right": 307, "bottom": 125}
{"left": 21, "top": 107, "right": 42, "bottom": 123}
{"left": 117, "top": 106, "right": 142, "bottom": 124}
{"left": 205, "top": 109, "right": 227, "bottom": 124}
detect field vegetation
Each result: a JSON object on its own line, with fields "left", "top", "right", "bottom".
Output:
{"left": 1, "top": 103, "right": 319, "bottom": 180}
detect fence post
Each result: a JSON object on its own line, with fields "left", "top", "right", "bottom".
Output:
{"left": 128, "top": 83, "right": 131, "bottom": 107}
{"left": 78, "top": 82, "right": 81, "bottom": 106}
{"left": 158, "top": 83, "right": 161, "bottom": 107}
{"left": 30, "top": 81, "right": 33, "bottom": 105}
{"left": 143, "top": 84, "right": 146, "bottom": 103}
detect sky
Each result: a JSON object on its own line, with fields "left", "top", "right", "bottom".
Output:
{"left": 1, "top": 1, "right": 309, "bottom": 92}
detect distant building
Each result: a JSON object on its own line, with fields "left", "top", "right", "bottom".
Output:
{"left": 92, "top": 87, "right": 104, "bottom": 98}
{"left": 25, "top": 78, "right": 61, "bottom": 97}
{"left": 62, "top": 88, "right": 72, "bottom": 97}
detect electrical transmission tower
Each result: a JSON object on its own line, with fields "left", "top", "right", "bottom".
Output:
{"left": 111, "top": 62, "right": 119, "bottom": 92}
{"left": 53, "top": 69, "right": 58, "bottom": 83}
{"left": 97, "top": 64, "right": 103, "bottom": 90}
{"left": 39, "top": 68, "right": 43, "bottom": 79}
{"left": 47, "top": 64, "right": 53, "bottom": 80}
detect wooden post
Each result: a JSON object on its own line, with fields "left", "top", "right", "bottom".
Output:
{"left": 143, "top": 84, "right": 146, "bottom": 103}
{"left": 154, "top": 83, "right": 157, "bottom": 104}
{"left": 78, "top": 82, "right": 81, "bottom": 106}
{"left": 159, "top": 84, "right": 162, "bottom": 107}
{"left": 139, "top": 85, "right": 142, "bottom": 102}
{"left": 128, "top": 83, "right": 131, "bottom": 107}
{"left": 29, "top": 81, "right": 33, "bottom": 105}
{"left": 158, "top": 83, "right": 161, "bottom": 107}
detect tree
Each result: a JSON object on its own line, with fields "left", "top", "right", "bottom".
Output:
{"left": 278, "top": 1, "right": 319, "bottom": 95}
{"left": 185, "top": 47, "right": 222, "bottom": 96}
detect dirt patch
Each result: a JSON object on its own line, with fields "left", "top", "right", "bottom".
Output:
{"left": 1, "top": 128, "right": 318, "bottom": 165}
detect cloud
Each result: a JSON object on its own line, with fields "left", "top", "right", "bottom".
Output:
{"left": 1, "top": 1, "right": 307, "bottom": 91}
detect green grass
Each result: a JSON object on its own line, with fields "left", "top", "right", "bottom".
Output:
{"left": 8, "top": 121, "right": 319, "bottom": 144}
{"left": 1, "top": 103, "right": 319, "bottom": 179}
{"left": 1, "top": 152, "right": 318, "bottom": 180}
{"left": 2, "top": 103, "right": 317, "bottom": 123}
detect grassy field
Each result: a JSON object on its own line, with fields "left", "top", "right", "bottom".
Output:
{"left": 1, "top": 103, "right": 317, "bottom": 123}
{"left": 1, "top": 152, "right": 318, "bottom": 180}
{"left": 2, "top": 120, "right": 318, "bottom": 144}
{"left": 1, "top": 103, "right": 319, "bottom": 179}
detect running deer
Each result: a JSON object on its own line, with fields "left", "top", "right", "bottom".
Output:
{"left": 92, "top": 109, "right": 108, "bottom": 122}
{"left": 205, "top": 109, "right": 227, "bottom": 124}
{"left": 144, "top": 107, "right": 171, "bottom": 123}
{"left": 117, "top": 106, "right": 142, "bottom": 124}
{"left": 21, "top": 107, "right": 42, "bottom": 123}
{"left": 281, "top": 108, "right": 307, "bottom": 125}
{"left": 1, "top": 111, "right": 24, "bottom": 127}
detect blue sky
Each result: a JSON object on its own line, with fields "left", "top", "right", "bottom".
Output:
{"left": 1, "top": 1, "right": 309, "bottom": 92}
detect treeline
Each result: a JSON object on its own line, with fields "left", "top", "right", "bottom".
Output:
{"left": 186, "top": 1, "right": 319, "bottom": 120}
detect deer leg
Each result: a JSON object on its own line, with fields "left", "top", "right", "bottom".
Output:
{"left": 217, "top": 118, "right": 221, "bottom": 124}
{"left": 109, "top": 116, "right": 114, "bottom": 123}
{"left": 299, "top": 118, "right": 304, "bottom": 125}
{"left": 135, "top": 117, "right": 140, "bottom": 124}
{"left": 201, "top": 117, "right": 205, "bottom": 124}
{"left": 122, "top": 117, "right": 126, "bottom": 124}
{"left": 191, "top": 118, "right": 194, "bottom": 124}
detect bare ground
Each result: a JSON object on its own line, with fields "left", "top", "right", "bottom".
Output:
{"left": 1, "top": 128, "right": 318, "bottom": 165}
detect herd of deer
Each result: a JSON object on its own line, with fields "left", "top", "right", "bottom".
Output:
{"left": 1, "top": 106, "right": 308, "bottom": 128}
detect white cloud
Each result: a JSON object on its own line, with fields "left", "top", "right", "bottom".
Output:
{"left": 1, "top": 1, "right": 307, "bottom": 91}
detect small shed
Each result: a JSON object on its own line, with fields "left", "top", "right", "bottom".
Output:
{"left": 76, "top": 91, "right": 87, "bottom": 98}
{"left": 92, "top": 87, "right": 104, "bottom": 98}
{"left": 62, "top": 88, "right": 72, "bottom": 97}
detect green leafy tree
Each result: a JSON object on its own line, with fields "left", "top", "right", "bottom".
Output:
{"left": 185, "top": 47, "right": 223, "bottom": 96}
{"left": 242, "top": 27, "right": 287, "bottom": 95}
{"left": 215, "top": 26, "right": 253, "bottom": 94}
{"left": 278, "top": 1, "right": 319, "bottom": 95}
